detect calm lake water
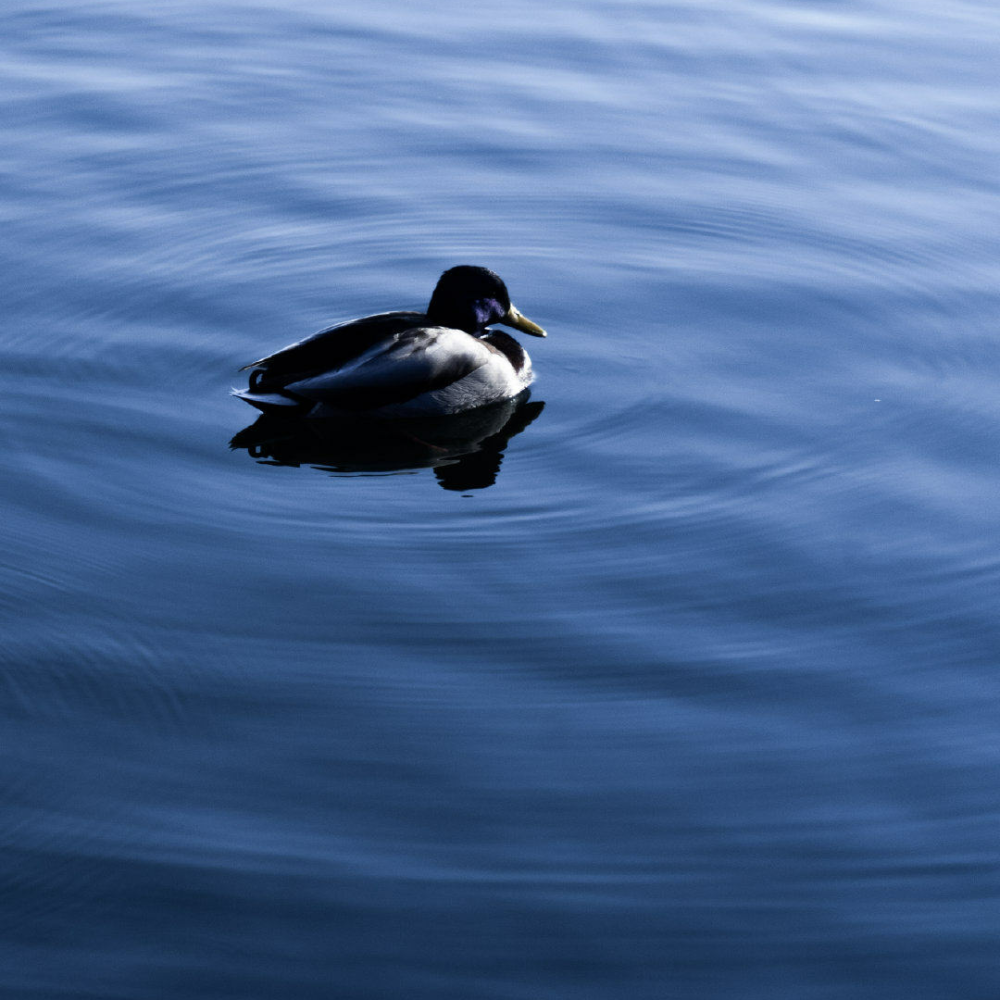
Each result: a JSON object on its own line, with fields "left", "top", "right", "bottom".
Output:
{"left": 3, "top": 1, "right": 1000, "bottom": 997}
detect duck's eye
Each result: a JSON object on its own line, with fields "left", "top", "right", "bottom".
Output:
{"left": 473, "top": 298, "right": 506, "bottom": 326}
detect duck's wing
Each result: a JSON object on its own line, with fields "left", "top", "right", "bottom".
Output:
{"left": 240, "top": 311, "right": 426, "bottom": 380}
{"left": 285, "top": 327, "right": 491, "bottom": 411}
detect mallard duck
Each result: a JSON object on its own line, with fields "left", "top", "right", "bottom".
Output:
{"left": 233, "top": 266, "right": 546, "bottom": 417}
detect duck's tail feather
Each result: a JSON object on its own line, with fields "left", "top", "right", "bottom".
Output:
{"left": 231, "top": 388, "right": 307, "bottom": 415}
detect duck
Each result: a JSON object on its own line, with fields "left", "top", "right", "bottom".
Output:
{"left": 233, "top": 266, "right": 546, "bottom": 418}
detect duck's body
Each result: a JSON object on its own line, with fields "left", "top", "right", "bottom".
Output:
{"left": 234, "top": 267, "right": 546, "bottom": 418}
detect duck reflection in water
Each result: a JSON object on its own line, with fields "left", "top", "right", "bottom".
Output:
{"left": 230, "top": 392, "right": 544, "bottom": 491}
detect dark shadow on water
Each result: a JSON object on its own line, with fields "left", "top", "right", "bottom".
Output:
{"left": 230, "top": 393, "right": 545, "bottom": 491}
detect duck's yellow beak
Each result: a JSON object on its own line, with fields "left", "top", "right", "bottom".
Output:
{"left": 502, "top": 304, "right": 546, "bottom": 337}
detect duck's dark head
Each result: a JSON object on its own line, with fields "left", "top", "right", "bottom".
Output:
{"left": 426, "top": 266, "right": 546, "bottom": 337}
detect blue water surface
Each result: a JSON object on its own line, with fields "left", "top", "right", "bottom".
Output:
{"left": 3, "top": 1, "right": 1000, "bottom": 997}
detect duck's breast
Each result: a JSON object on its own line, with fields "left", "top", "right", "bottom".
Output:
{"left": 414, "top": 336, "right": 533, "bottom": 415}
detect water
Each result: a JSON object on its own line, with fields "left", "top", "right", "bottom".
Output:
{"left": 3, "top": 1, "right": 1000, "bottom": 996}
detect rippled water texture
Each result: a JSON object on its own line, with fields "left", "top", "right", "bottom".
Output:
{"left": 3, "top": 1, "right": 1000, "bottom": 997}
